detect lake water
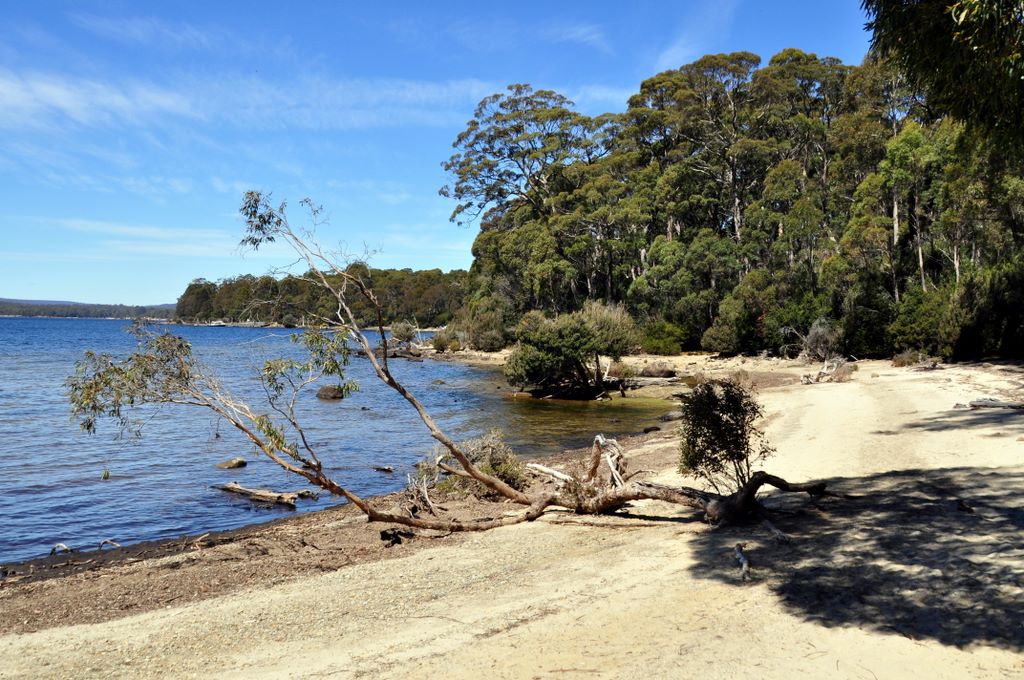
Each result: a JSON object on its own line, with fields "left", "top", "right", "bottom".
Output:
{"left": 0, "top": 317, "right": 672, "bottom": 563}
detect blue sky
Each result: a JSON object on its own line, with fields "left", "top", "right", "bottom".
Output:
{"left": 0, "top": 1, "right": 873, "bottom": 305}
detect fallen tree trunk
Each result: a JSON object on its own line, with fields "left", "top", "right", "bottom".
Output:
{"left": 215, "top": 482, "right": 313, "bottom": 508}
{"left": 362, "top": 436, "right": 832, "bottom": 537}
{"left": 969, "top": 399, "right": 1024, "bottom": 410}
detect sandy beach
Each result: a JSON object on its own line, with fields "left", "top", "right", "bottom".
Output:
{"left": 1, "top": 355, "right": 1022, "bottom": 679}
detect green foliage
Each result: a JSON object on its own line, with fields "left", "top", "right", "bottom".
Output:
{"left": 450, "top": 292, "right": 512, "bottom": 351}
{"left": 174, "top": 268, "right": 468, "bottom": 328}
{"left": 950, "top": 255, "right": 1024, "bottom": 359}
{"left": 261, "top": 329, "right": 358, "bottom": 405}
{"left": 504, "top": 303, "right": 639, "bottom": 393}
{"left": 440, "top": 84, "right": 598, "bottom": 226}
{"left": 430, "top": 328, "right": 461, "bottom": 353}
{"left": 67, "top": 324, "right": 197, "bottom": 437}
{"left": 67, "top": 323, "right": 358, "bottom": 461}
{"left": 678, "top": 379, "right": 774, "bottom": 494}
{"left": 438, "top": 48, "right": 1023, "bottom": 361}
{"left": 504, "top": 312, "right": 593, "bottom": 390}
{"left": 640, "top": 320, "right": 688, "bottom": 355}
{"left": 0, "top": 299, "right": 174, "bottom": 319}
{"left": 888, "top": 285, "right": 956, "bottom": 358}
{"left": 864, "top": 0, "right": 1024, "bottom": 146}
{"left": 701, "top": 269, "right": 779, "bottom": 353}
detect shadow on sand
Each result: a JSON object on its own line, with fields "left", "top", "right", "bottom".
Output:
{"left": 688, "top": 466, "right": 1024, "bottom": 650}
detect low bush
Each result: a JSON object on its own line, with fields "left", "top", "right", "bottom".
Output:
{"left": 830, "top": 362, "right": 858, "bottom": 382}
{"left": 431, "top": 328, "right": 461, "bottom": 353}
{"left": 607, "top": 361, "right": 637, "bottom": 379}
{"left": 430, "top": 431, "right": 527, "bottom": 500}
{"left": 892, "top": 349, "right": 926, "bottom": 367}
{"left": 390, "top": 320, "right": 416, "bottom": 346}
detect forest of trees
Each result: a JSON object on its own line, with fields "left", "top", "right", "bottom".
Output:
{"left": 178, "top": 43, "right": 1023, "bottom": 361}
{"left": 440, "top": 48, "right": 1024, "bottom": 360}
{"left": 175, "top": 267, "right": 469, "bottom": 328}
{"left": 0, "top": 299, "right": 174, "bottom": 319}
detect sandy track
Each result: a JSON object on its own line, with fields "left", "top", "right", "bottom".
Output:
{"left": 2, "top": 360, "right": 1022, "bottom": 679}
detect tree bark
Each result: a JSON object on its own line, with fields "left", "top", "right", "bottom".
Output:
{"left": 216, "top": 482, "right": 305, "bottom": 508}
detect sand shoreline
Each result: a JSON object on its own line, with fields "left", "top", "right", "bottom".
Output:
{"left": 2, "top": 355, "right": 1023, "bottom": 678}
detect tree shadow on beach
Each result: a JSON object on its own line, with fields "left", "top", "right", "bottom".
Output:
{"left": 902, "top": 406, "right": 1024, "bottom": 433}
{"left": 688, "top": 466, "right": 1024, "bottom": 650}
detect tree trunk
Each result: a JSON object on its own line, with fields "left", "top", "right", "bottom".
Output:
{"left": 892, "top": 188, "right": 900, "bottom": 247}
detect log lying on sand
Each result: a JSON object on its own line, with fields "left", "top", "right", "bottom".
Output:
{"left": 969, "top": 399, "right": 1024, "bottom": 410}
{"left": 214, "top": 482, "right": 317, "bottom": 508}
{"left": 630, "top": 376, "right": 681, "bottom": 387}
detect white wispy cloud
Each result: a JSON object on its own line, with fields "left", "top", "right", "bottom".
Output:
{"left": 57, "top": 218, "right": 226, "bottom": 243}
{"left": 542, "top": 23, "right": 612, "bottom": 54}
{"left": 0, "top": 67, "right": 493, "bottom": 132}
{"left": 70, "top": 14, "right": 220, "bottom": 51}
{"left": 211, "top": 177, "right": 256, "bottom": 195}
{"left": 325, "top": 179, "right": 413, "bottom": 206}
{"left": 0, "top": 68, "right": 195, "bottom": 130}
{"left": 210, "top": 74, "right": 494, "bottom": 130}
{"left": 101, "top": 240, "right": 240, "bottom": 258}
{"left": 654, "top": 0, "right": 740, "bottom": 71}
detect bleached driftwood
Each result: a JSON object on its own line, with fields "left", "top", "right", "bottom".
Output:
{"left": 526, "top": 463, "right": 576, "bottom": 486}
{"left": 407, "top": 472, "right": 444, "bottom": 515}
{"left": 801, "top": 358, "right": 847, "bottom": 384}
{"left": 215, "top": 482, "right": 315, "bottom": 508}
{"left": 630, "top": 376, "right": 681, "bottom": 387}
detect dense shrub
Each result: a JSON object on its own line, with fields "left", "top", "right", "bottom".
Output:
{"left": 701, "top": 269, "right": 778, "bottom": 353}
{"left": 951, "top": 257, "right": 1024, "bottom": 359}
{"left": 640, "top": 320, "right": 687, "bottom": 355}
{"left": 888, "top": 286, "right": 956, "bottom": 358}
{"left": 452, "top": 295, "right": 511, "bottom": 351}
{"left": 430, "top": 328, "right": 461, "bottom": 352}
{"left": 504, "top": 302, "right": 639, "bottom": 394}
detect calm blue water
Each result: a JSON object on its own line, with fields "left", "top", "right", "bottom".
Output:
{"left": 0, "top": 317, "right": 670, "bottom": 564}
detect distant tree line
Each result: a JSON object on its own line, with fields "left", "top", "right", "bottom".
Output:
{"left": 0, "top": 299, "right": 174, "bottom": 319}
{"left": 438, "top": 46, "right": 1024, "bottom": 360}
{"left": 175, "top": 266, "right": 469, "bottom": 328}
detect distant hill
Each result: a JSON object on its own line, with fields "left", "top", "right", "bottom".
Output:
{"left": 0, "top": 298, "right": 176, "bottom": 319}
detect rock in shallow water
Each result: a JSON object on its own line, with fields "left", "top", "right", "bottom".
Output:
{"left": 216, "top": 457, "right": 247, "bottom": 469}
{"left": 316, "top": 385, "right": 347, "bottom": 400}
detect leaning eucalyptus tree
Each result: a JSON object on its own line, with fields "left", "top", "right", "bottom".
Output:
{"left": 69, "top": 192, "right": 833, "bottom": 535}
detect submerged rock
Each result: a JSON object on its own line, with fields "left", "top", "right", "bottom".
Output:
{"left": 216, "top": 457, "right": 247, "bottom": 470}
{"left": 316, "top": 385, "right": 347, "bottom": 400}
